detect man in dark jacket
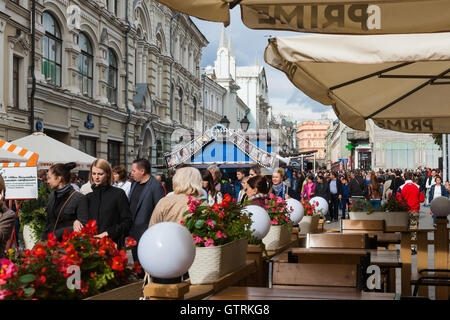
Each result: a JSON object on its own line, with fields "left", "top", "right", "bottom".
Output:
{"left": 129, "top": 158, "right": 165, "bottom": 276}
{"left": 348, "top": 171, "right": 367, "bottom": 198}
{"left": 328, "top": 172, "right": 343, "bottom": 222}
{"left": 390, "top": 170, "right": 405, "bottom": 196}
{"left": 314, "top": 175, "right": 331, "bottom": 203}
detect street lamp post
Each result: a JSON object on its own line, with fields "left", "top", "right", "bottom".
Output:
{"left": 240, "top": 114, "right": 250, "bottom": 132}
{"left": 220, "top": 115, "right": 230, "bottom": 129}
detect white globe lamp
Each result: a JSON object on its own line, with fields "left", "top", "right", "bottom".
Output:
{"left": 242, "top": 205, "right": 271, "bottom": 240}
{"left": 137, "top": 222, "right": 195, "bottom": 280}
{"left": 310, "top": 196, "right": 329, "bottom": 215}
{"left": 286, "top": 198, "right": 304, "bottom": 224}
{"left": 430, "top": 196, "right": 450, "bottom": 217}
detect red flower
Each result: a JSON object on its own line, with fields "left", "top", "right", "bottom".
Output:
{"left": 82, "top": 220, "right": 98, "bottom": 235}
{"left": 33, "top": 245, "right": 47, "bottom": 259}
{"left": 133, "top": 261, "right": 143, "bottom": 274}
{"left": 111, "top": 256, "right": 125, "bottom": 271}
{"left": 125, "top": 237, "right": 137, "bottom": 247}
{"left": 47, "top": 233, "right": 57, "bottom": 248}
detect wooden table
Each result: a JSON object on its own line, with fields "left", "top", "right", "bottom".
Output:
{"left": 285, "top": 248, "right": 401, "bottom": 293}
{"left": 288, "top": 248, "right": 401, "bottom": 267}
{"left": 376, "top": 233, "right": 401, "bottom": 247}
{"left": 207, "top": 286, "right": 398, "bottom": 300}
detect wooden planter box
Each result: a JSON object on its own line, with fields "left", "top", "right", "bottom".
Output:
{"left": 349, "top": 211, "right": 410, "bottom": 228}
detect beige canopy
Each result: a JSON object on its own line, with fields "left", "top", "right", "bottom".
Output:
{"left": 11, "top": 132, "right": 96, "bottom": 170}
{"left": 264, "top": 33, "right": 450, "bottom": 133}
{"left": 158, "top": 0, "right": 450, "bottom": 34}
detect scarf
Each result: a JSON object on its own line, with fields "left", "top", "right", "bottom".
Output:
{"left": 55, "top": 184, "right": 71, "bottom": 198}
{"left": 272, "top": 183, "right": 286, "bottom": 199}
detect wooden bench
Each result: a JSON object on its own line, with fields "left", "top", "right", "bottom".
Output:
{"left": 270, "top": 248, "right": 370, "bottom": 291}
{"left": 306, "top": 233, "right": 371, "bottom": 249}
{"left": 341, "top": 219, "right": 385, "bottom": 235}
{"left": 207, "top": 286, "right": 398, "bottom": 300}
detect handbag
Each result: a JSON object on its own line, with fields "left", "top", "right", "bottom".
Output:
{"left": 52, "top": 191, "right": 77, "bottom": 234}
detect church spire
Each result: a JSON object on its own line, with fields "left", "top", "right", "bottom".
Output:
{"left": 228, "top": 32, "right": 235, "bottom": 57}
{"left": 219, "top": 25, "right": 228, "bottom": 49}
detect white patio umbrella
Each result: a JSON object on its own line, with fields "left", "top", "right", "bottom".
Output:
{"left": 11, "top": 132, "right": 96, "bottom": 170}
{"left": 264, "top": 33, "right": 450, "bottom": 133}
{"left": 156, "top": 0, "right": 450, "bottom": 34}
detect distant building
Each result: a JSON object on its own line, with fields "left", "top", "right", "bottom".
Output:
{"left": 325, "top": 120, "right": 441, "bottom": 170}
{"left": 297, "top": 119, "right": 331, "bottom": 165}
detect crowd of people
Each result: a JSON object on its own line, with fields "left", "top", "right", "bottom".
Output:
{"left": 1, "top": 160, "right": 446, "bottom": 263}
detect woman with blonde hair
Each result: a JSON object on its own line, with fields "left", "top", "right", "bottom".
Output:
{"left": 149, "top": 167, "right": 203, "bottom": 227}
{"left": 86, "top": 158, "right": 132, "bottom": 248}
{"left": 269, "top": 167, "right": 290, "bottom": 200}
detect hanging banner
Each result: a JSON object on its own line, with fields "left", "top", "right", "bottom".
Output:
{"left": 0, "top": 166, "right": 38, "bottom": 200}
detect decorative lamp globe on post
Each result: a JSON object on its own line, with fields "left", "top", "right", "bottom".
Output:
{"left": 430, "top": 196, "right": 450, "bottom": 217}
{"left": 138, "top": 222, "right": 195, "bottom": 285}
{"left": 240, "top": 115, "right": 250, "bottom": 132}
{"left": 219, "top": 115, "right": 230, "bottom": 129}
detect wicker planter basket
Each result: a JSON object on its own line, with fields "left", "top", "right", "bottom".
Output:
{"left": 23, "top": 224, "right": 39, "bottom": 250}
{"left": 299, "top": 214, "right": 321, "bottom": 234}
{"left": 349, "top": 211, "right": 410, "bottom": 228}
{"left": 188, "top": 238, "right": 248, "bottom": 285}
{"left": 262, "top": 225, "right": 291, "bottom": 250}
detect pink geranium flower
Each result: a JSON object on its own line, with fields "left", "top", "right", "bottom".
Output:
{"left": 0, "top": 289, "right": 12, "bottom": 300}
{"left": 217, "top": 231, "right": 227, "bottom": 239}
{"left": 193, "top": 235, "right": 204, "bottom": 244}
{"left": 270, "top": 218, "right": 279, "bottom": 225}
{"left": 204, "top": 239, "right": 215, "bottom": 247}
{"left": 207, "top": 219, "right": 215, "bottom": 229}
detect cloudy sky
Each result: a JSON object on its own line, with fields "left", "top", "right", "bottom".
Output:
{"left": 192, "top": 7, "right": 337, "bottom": 123}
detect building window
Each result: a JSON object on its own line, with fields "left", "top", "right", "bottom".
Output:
{"left": 108, "top": 140, "right": 121, "bottom": 167}
{"left": 79, "top": 136, "right": 97, "bottom": 157}
{"left": 193, "top": 97, "right": 197, "bottom": 122}
{"left": 156, "top": 140, "right": 163, "bottom": 165}
{"left": 106, "top": 49, "right": 118, "bottom": 105}
{"left": 13, "top": 56, "right": 20, "bottom": 108}
{"left": 178, "top": 88, "right": 183, "bottom": 122}
{"left": 77, "top": 32, "right": 93, "bottom": 97}
{"left": 42, "top": 12, "right": 62, "bottom": 86}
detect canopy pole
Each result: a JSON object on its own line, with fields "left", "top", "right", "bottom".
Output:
{"left": 366, "top": 67, "right": 450, "bottom": 120}
{"left": 443, "top": 134, "right": 447, "bottom": 182}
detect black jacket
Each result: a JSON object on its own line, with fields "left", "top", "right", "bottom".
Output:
{"left": 390, "top": 177, "right": 405, "bottom": 195}
{"left": 314, "top": 181, "right": 331, "bottom": 201}
{"left": 87, "top": 184, "right": 132, "bottom": 248}
{"left": 42, "top": 186, "right": 89, "bottom": 241}
{"left": 349, "top": 176, "right": 367, "bottom": 198}
{"left": 128, "top": 176, "right": 165, "bottom": 243}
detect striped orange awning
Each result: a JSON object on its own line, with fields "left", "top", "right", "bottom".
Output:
{"left": 0, "top": 140, "right": 39, "bottom": 167}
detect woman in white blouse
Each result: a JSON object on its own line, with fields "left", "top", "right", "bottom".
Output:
{"left": 112, "top": 165, "right": 132, "bottom": 199}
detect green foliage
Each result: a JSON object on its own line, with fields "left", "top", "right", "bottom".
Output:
{"left": 19, "top": 183, "right": 51, "bottom": 239}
